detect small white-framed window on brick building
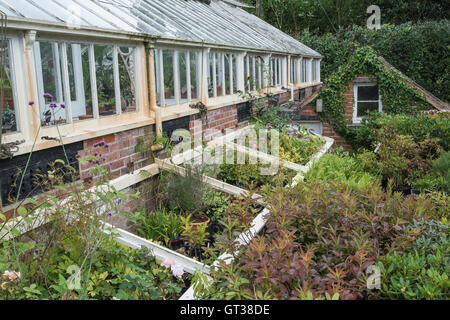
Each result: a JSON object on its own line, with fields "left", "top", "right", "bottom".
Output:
{"left": 353, "top": 81, "right": 382, "bottom": 124}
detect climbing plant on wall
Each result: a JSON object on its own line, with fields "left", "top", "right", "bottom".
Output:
{"left": 319, "top": 46, "right": 432, "bottom": 149}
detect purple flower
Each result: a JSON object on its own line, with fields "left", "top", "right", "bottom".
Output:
{"left": 49, "top": 103, "right": 57, "bottom": 109}
{"left": 44, "top": 93, "right": 53, "bottom": 100}
{"left": 104, "top": 144, "right": 109, "bottom": 148}
{"left": 60, "top": 104, "right": 66, "bottom": 109}
{"left": 107, "top": 211, "right": 113, "bottom": 217}
{"left": 94, "top": 152, "right": 99, "bottom": 156}
{"left": 94, "top": 141, "right": 106, "bottom": 148}
{"left": 75, "top": 154, "right": 81, "bottom": 159}
{"left": 266, "top": 123, "right": 273, "bottom": 128}
{"left": 28, "top": 101, "right": 35, "bottom": 106}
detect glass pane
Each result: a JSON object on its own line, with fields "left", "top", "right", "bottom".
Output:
{"left": 232, "top": 54, "right": 237, "bottom": 94}
{"left": 118, "top": 47, "right": 137, "bottom": 113}
{"left": 190, "top": 51, "right": 200, "bottom": 101}
{"left": 39, "top": 42, "right": 68, "bottom": 126}
{"left": 163, "top": 49, "right": 175, "bottom": 106}
{"left": 70, "top": 44, "right": 93, "bottom": 122}
{"left": 358, "top": 85, "right": 379, "bottom": 101}
{"left": 302, "top": 59, "right": 307, "bottom": 82}
{"left": 357, "top": 101, "right": 379, "bottom": 118}
{"left": 290, "top": 59, "right": 295, "bottom": 83}
{"left": 225, "top": 54, "right": 231, "bottom": 95}
{"left": 95, "top": 45, "right": 116, "bottom": 117}
{"left": 77, "top": 44, "right": 93, "bottom": 121}
{"left": 180, "top": 51, "right": 188, "bottom": 104}
{"left": 217, "top": 53, "right": 224, "bottom": 96}
{"left": 66, "top": 43, "right": 77, "bottom": 100}
{"left": 1, "top": 41, "right": 18, "bottom": 134}
{"left": 155, "top": 49, "right": 161, "bottom": 106}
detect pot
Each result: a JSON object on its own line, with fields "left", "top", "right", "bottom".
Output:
{"left": 190, "top": 214, "right": 210, "bottom": 231}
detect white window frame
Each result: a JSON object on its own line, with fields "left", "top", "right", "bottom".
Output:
{"left": 269, "top": 56, "right": 283, "bottom": 88}
{"left": 34, "top": 38, "right": 139, "bottom": 126}
{"left": 353, "top": 81, "right": 383, "bottom": 124}
{"left": 155, "top": 47, "right": 202, "bottom": 107}
{"left": 207, "top": 50, "right": 240, "bottom": 99}
{"left": 244, "top": 53, "right": 264, "bottom": 92}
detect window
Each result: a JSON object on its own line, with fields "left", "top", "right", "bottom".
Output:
{"left": 244, "top": 54, "right": 263, "bottom": 92}
{"left": 312, "top": 60, "right": 318, "bottom": 82}
{"left": 118, "top": 47, "right": 137, "bottom": 113}
{"left": 35, "top": 41, "right": 69, "bottom": 126}
{"left": 208, "top": 51, "right": 237, "bottom": 98}
{"left": 301, "top": 58, "right": 307, "bottom": 83}
{"left": 353, "top": 82, "right": 382, "bottom": 123}
{"left": 34, "top": 41, "right": 137, "bottom": 126}
{"left": 290, "top": 57, "right": 301, "bottom": 85}
{"left": 1, "top": 39, "right": 19, "bottom": 134}
{"left": 155, "top": 48, "right": 201, "bottom": 107}
{"left": 269, "top": 56, "right": 282, "bottom": 87}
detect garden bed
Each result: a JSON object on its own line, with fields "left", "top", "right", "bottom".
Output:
{"left": 117, "top": 167, "right": 266, "bottom": 266}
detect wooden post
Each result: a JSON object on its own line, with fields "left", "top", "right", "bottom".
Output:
{"left": 147, "top": 42, "right": 162, "bottom": 137}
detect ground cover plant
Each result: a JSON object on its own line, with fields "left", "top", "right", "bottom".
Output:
{"left": 305, "top": 150, "right": 380, "bottom": 192}
{"left": 194, "top": 178, "right": 449, "bottom": 300}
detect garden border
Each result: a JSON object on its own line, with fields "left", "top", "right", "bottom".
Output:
{"left": 1, "top": 125, "right": 333, "bottom": 301}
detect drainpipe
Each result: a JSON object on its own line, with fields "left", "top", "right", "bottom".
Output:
{"left": 146, "top": 41, "right": 162, "bottom": 138}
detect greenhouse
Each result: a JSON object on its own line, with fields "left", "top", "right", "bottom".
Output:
{"left": 0, "top": 0, "right": 448, "bottom": 305}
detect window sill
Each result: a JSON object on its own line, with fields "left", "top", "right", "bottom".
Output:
{"left": 160, "top": 83, "right": 323, "bottom": 122}
{"left": 12, "top": 115, "right": 156, "bottom": 157}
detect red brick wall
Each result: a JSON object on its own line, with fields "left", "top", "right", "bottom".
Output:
{"left": 78, "top": 126, "right": 154, "bottom": 181}
{"left": 298, "top": 81, "right": 359, "bottom": 153}
{"left": 190, "top": 105, "right": 239, "bottom": 141}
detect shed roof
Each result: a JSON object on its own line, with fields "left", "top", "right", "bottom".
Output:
{"left": 0, "top": 0, "right": 321, "bottom": 57}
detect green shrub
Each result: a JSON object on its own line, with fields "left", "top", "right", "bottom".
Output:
{"left": 378, "top": 220, "right": 449, "bottom": 300}
{"left": 354, "top": 113, "right": 450, "bottom": 152}
{"left": 130, "top": 208, "right": 183, "bottom": 246}
{"left": 305, "top": 153, "right": 380, "bottom": 191}
{"left": 300, "top": 21, "right": 450, "bottom": 102}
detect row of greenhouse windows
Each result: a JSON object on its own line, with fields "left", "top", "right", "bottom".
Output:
{"left": 33, "top": 41, "right": 137, "bottom": 127}
{"left": 1, "top": 37, "right": 321, "bottom": 135}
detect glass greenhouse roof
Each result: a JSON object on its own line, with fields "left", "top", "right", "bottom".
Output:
{"left": 0, "top": 0, "right": 321, "bottom": 57}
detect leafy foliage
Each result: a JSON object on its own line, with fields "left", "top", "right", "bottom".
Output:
{"left": 378, "top": 220, "right": 449, "bottom": 300}
{"left": 306, "top": 152, "right": 380, "bottom": 191}
{"left": 300, "top": 20, "right": 449, "bottom": 102}
{"left": 198, "top": 179, "right": 448, "bottom": 300}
